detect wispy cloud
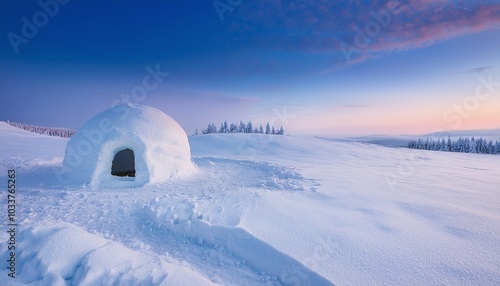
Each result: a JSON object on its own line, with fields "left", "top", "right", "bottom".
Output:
{"left": 179, "top": 89, "right": 259, "bottom": 105}
{"left": 338, "top": 104, "right": 371, "bottom": 109}
{"left": 453, "top": 66, "right": 493, "bottom": 75}
{"left": 227, "top": 1, "right": 500, "bottom": 66}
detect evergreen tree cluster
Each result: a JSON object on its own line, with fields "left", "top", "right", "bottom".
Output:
{"left": 407, "top": 137, "right": 500, "bottom": 155}
{"left": 197, "top": 121, "right": 284, "bottom": 136}
{"left": 5, "top": 121, "right": 75, "bottom": 138}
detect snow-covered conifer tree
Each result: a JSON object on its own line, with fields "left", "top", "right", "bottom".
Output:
{"left": 265, "top": 123, "right": 271, "bottom": 134}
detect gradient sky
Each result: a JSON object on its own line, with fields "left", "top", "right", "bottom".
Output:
{"left": 1, "top": 0, "right": 500, "bottom": 136}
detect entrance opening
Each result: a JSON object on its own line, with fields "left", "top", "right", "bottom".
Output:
{"left": 111, "top": 148, "right": 136, "bottom": 177}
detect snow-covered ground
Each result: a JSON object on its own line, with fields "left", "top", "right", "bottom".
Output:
{"left": 1, "top": 121, "right": 499, "bottom": 285}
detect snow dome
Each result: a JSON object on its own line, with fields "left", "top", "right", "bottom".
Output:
{"left": 59, "top": 104, "right": 195, "bottom": 187}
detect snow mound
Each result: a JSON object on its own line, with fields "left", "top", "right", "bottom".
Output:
{"left": 59, "top": 104, "right": 195, "bottom": 187}
{"left": 143, "top": 197, "right": 333, "bottom": 285}
{"left": 0, "top": 223, "right": 216, "bottom": 286}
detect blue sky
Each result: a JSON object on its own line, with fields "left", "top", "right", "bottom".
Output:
{"left": 1, "top": 0, "right": 499, "bottom": 135}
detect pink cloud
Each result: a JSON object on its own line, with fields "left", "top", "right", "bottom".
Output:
{"left": 372, "top": 4, "right": 500, "bottom": 53}
{"left": 227, "top": 0, "right": 500, "bottom": 65}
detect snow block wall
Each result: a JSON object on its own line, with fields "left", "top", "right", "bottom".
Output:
{"left": 59, "top": 104, "right": 195, "bottom": 187}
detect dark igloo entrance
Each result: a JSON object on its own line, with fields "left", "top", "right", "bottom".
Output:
{"left": 111, "top": 148, "right": 136, "bottom": 177}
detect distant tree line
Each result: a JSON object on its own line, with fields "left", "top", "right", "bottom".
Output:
{"left": 196, "top": 121, "right": 284, "bottom": 136}
{"left": 5, "top": 121, "right": 75, "bottom": 138}
{"left": 407, "top": 137, "right": 500, "bottom": 155}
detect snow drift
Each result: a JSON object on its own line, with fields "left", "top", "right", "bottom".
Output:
{"left": 59, "top": 104, "right": 195, "bottom": 187}
{"left": 1, "top": 124, "right": 499, "bottom": 285}
{"left": 3, "top": 223, "right": 216, "bottom": 286}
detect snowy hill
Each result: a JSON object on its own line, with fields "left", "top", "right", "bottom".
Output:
{"left": 347, "top": 128, "right": 500, "bottom": 148}
{"left": 1, "top": 128, "right": 499, "bottom": 285}
{"left": 423, "top": 128, "right": 500, "bottom": 141}
{"left": 4, "top": 121, "right": 75, "bottom": 138}
{"left": 0, "top": 121, "right": 68, "bottom": 161}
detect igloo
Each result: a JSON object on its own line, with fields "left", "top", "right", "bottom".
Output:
{"left": 59, "top": 104, "right": 195, "bottom": 188}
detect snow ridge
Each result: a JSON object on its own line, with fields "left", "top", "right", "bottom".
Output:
{"left": 4, "top": 121, "right": 75, "bottom": 138}
{"left": 143, "top": 197, "right": 333, "bottom": 285}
